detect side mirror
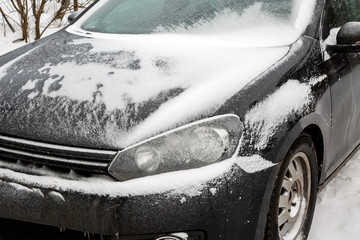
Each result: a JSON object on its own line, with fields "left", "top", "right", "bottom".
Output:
{"left": 68, "top": 11, "right": 82, "bottom": 24}
{"left": 337, "top": 22, "right": 360, "bottom": 45}
{"left": 326, "top": 22, "right": 360, "bottom": 54}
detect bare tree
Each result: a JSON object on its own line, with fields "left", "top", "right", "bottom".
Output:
{"left": 0, "top": 7, "right": 16, "bottom": 34}
{"left": 73, "top": 0, "right": 78, "bottom": 11}
{"left": 10, "top": 0, "right": 30, "bottom": 42}
{"left": 1, "top": 0, "right": 94, "bottom": 42}
{"left": 32, "top": 0, "right": 47, "bottom": 40}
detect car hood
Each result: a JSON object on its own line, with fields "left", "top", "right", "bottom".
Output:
{"left": 0, "top": 30, "right": 289, "bottom": 149}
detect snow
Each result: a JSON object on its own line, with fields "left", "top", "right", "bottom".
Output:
{"left": 244, "top": 80, "right": 312, "bottom": 150}
{"left": 37, "top": 37, "right": 289, "bottom": 113}
{"left": 209, "top": 188, "right": 217, "bottom": 195}
{"left": 48, "top": 191, "right": 66, "bottom": 203}
{"left": 0, "top": 152, "right": 274, "bottom": 198}
{"left": 309, "top": 150, "right": 360, "bottom": 240}
{"left": 0, "top": 27, "right": 62, "bottom": 56}
{"left": 235, "top": 154, "right": 275, "bottom": 172}
{"left": 21, "top": 79, "right": 39, "bottom": 90}
{"left": 171, "top": 232, "right": 189, "bottom": 239}
{"left": 0, "top": 34, "right": 289, "bottom": 147}
{"left": 323, "top": 27, "right": 341, "bottom": 60}
{"left": 0, "top": 31, "right": 27, "bottom": 55}
{"left": 324, "top": 28, "right": 341, "bottom": 46}
{"left": 153, "top": 4, "right": 302, "bottom": 47}
{"left": 291, "top": 0, "right": 316, "bottom": 32}
{"left": 70, "top": 0, "right": 316, "bottom": 48}
{"left": 121, "top": 45, "right": 289, "bottom": 146}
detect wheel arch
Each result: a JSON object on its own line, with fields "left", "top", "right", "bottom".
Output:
{"left": 303, "top": 124, "right": 324, "bottom": 184}
{"left": 273, "top": 112, "right": 330, "bottom": 185}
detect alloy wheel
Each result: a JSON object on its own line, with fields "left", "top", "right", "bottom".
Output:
{"left": 277, "top": 152, "right": 311, "bottom": 240}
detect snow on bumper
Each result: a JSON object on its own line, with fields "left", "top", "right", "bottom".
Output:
{"left": 0, "top": 156, "right": 277, "bottom": 239}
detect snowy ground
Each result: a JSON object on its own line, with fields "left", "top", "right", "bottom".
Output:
{"left": 309, "top": 150, "right": 360, "bottom": 240}
{"left": 0, "top": 31, "right": 27, "bottom": 54}
{"left": 1, "top": 30, "right": 360, "bottom": 239}
{"left": 0, "top": 27, "right": 62, "bottom": 55}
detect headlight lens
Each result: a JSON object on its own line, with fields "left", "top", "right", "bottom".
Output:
{"left": 190, "top": 127, "right": 229, "bottom": 163}
{"left": 108, "top": 114, "right": 243, "bottom": 181}
{"left": 134, "top": 146, "right": 161, "bottom": 172}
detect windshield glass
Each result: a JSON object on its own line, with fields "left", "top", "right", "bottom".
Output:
{"left": 80, "top": 0, "right": 308, "bottom": 35}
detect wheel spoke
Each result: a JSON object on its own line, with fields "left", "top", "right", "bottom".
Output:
{"left": 278, "top": 209, "right": 290, "bottom": 226}
{"left": 280, "top": 221, "right": 292, "bottom": 236}
{"left": 279, "top": 194, "right": 289, "bottom": 208}
{"left": 288, "top": 161, "right": 297, "bottom": 178}
{"left": 291, "top": 159, "right": 306, "bottom": 194}
{"left": 282, "top": 178, "right": 293, "bottom": 192}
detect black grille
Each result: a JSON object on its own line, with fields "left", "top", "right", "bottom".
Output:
{"left": 0, "top": 135, "right": 118, "bottom": 173}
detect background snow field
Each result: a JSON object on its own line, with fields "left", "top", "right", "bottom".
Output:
{"left": 308, "top": 150, "right": 360, "bottom": 240}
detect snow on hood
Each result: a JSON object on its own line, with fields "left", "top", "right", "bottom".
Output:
{"left": 0, "top": 31, "right": 289, "bottom": 148}
{"left": 34, "top": 37, "right": 289, "bottom": 112}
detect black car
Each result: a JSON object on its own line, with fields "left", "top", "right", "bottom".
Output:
{"left": 0, "top": 0, "right": 360, "bottom": 239}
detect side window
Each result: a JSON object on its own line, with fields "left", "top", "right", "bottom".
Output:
{"left": 322, "top": 0, "right": 360, "bottom": 43}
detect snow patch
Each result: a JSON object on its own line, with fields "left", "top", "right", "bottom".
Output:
{"left": 37, "top": 37, "right": 289, "bottom": 115}
{"left": 6, "top": 182, "right": 44, "bottom": 198}
{"left": 291, "top": 0, "right": 316, "bottom": 33}
{"left": 21, "top": 79, "right": 38, "bottom": 90}
{"left": 70, "top": 0, "right": 316, "bottom": 48}
{"left": 323, "top": 28, "right": 340, "bottom": 60}
{"left": 32, "top": 188, "right": 45, "bottom": 198}
{"left": 171, "top": 232, "right": 189, "bottom": 239}
{"left": 235, "top": 155, "right": 275, "bottom": 173}
{"left": 49, "top": 191, "right": 66, "bottom": 203}
{"left": 154, "top": 4, "right": 301, "bottom": 48}
{"left": 8, "top": 182, "right": 33, "bottom": 194}
{"left": 209, "top": 188, "right": 217, "bottom": 195}
{"left": 309, "top": 74, "right": 327, "bottom": 86}
{"left": 309, "top": 150, "right": 360, "bottom": 240}
{"left": 245, "top": 80, "right": 311, "bottom": 150}
{"left": 0, "top": 153, "right": 275, "bottom": 198}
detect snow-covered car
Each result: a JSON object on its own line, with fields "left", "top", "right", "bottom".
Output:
{"left": 1, "top": 0, "right": 360, "bottom": 239}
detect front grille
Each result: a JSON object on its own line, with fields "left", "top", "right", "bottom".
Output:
{"left": 0, "top": 135, "right": 118, "bottom": 173}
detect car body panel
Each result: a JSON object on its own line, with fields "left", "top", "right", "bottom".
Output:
{"left": 325, "top": 52, "right": 360, "bottom": 174}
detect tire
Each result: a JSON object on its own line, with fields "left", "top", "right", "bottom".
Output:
{"left": 264, "top": 133, "right": 318, "bottom": 240}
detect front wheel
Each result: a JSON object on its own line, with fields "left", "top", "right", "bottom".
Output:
{"left": 264, "top": 133, "right": 318, "bottom": 240}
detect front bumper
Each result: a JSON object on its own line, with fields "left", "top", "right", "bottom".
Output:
{"left": 0, "top": 158, "right": 278, "bottom": 240}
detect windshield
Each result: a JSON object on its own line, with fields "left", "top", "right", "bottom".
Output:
{"left": 80, "top": 0, "right": 304, "bottom": 34}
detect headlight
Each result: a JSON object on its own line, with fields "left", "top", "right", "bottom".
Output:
{"left": 108, "top": 114, "right": 243, "bottom": 181}
{"left": 134, "top": 146, "right": 161, "bottom": 172}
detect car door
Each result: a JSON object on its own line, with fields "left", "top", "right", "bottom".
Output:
{"left": 322, "top": 0, "right": 360, "bottom": 175}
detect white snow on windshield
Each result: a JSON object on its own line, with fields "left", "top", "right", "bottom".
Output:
{"left": 154, "top": 1, "right": 314, "bottom": 47}
{"left": 70, "top": 0, "right": 316, "bottom": 48}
